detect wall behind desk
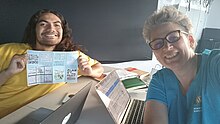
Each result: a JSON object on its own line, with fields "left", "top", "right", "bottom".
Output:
{"left": 0, "top": 0, "right": 157, "bottom": 63}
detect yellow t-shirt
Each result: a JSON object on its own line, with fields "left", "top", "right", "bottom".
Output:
{"left": 0, "top": 43, "right": 98, "bottom": 118}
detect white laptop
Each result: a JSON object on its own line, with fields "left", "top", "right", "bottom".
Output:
{"left": 95, "top": 70, "right": 145, "bottom": 124}
{"left": 17, "top": 82, "right": 92, "bottom": 124}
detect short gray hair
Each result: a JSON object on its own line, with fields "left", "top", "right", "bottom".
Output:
{"left": 143, "top": 6, "right": 193, "bottom": 43}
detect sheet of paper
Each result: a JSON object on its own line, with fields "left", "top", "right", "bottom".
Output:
{"left": 27, "top": 50, "right": 78, "bottom": 86}
{"left": 95, "top": 70, "right": 130, "bottom": 123}
{"left": 115, "top": 69, "right": 138, "bottom": 80}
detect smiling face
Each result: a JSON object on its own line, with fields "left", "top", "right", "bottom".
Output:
{"left": 35, "top": 13, "right": 63, "bottom": 51}
{"left": 150, "top": 23, "right": 196, "bottom": 70}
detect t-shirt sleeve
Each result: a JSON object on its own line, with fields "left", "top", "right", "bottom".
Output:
{"left": 78, "top": 51, "right": 99, "bottom": 66}
{"left": 146, "top": 71, "right": 167, "bottom": 106}
{"left": 0, "top": 43, "right": 30, "bottom": 71}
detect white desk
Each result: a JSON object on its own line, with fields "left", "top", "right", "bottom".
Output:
{"left": 0, "top": 77, "right": 93, "bottom": 124}
{"left": 0, "top": 66, "right": 146, "bottom": 124}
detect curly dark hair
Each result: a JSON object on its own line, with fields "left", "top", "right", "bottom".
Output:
{"left": 22, "top": 9, "right": 81, "bottom": 51}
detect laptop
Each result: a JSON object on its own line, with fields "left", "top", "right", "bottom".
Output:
{"left": 17, "top": 82, "right": 92, "bottom": 124}
{"left": 95, "top": 70, "right": 145, "bottom": 124}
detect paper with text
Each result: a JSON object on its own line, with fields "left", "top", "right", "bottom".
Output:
{"left": 95, "top": 70, "right": 130, "bottom": 123}
{"left": 27, "top": 50, "right": 78, "bottom": 86}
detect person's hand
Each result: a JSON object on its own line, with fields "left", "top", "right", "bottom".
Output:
{"left": 77, "top": 55, "right": 93, "bottom": 76}
{"left": 5, "top": 54, "right": 27, "bottom": 76}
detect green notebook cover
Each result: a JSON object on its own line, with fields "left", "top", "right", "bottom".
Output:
{"left": 122, "top": 77, "right": 146, "bottom": 90}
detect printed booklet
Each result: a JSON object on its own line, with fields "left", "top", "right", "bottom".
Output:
{"left": 27, "top": 50, "right": 78, "bottom": 86}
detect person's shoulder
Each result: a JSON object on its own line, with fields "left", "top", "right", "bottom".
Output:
{"left": 209, "top": 49, "right": 220, "bottom": 56}
{"left": 201, "top": 49, "right": 220, "bottom": 55}
{"left": 0, "top": 42, "right": 31, "bottom": 49}
{"left": 201, "top": 49, "right": 220, "bottom": 60}
{"left": 77, "top": 50, "right": 85, "bottom": 55}
{"left": 200, "top": 49, "right": 220, "bottom": 68}
{"left": 78, "top": 50, "right": 91, "bottom": 58}
{"left": 209, "top": 49, "right": 220, "bottom": 63}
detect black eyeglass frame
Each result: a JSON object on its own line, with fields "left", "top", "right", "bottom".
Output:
{"left": 148, "top": 30, "right": 188, "bottom": 50}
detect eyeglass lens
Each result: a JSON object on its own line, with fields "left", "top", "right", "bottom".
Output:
{"left": 149, "top": 30, "right": 181, "bottom": 50}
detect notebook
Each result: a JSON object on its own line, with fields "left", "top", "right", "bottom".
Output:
{"left": 95, "top": 70, "right": 145, "bottom": 124}
{"left": 17, "top": 82, "right": 92, "bottom": 124}
{"left": 122, "top": 77, "right": 147, "bottom": 91}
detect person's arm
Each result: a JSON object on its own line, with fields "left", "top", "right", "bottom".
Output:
{"left": 78, "top": 55, "right": 104, "bottom": 78}
{"left": 0, "top": 54, "right": 27, "bottom": 86}
{"left": 144, "top": 100, "right": 168, "bottom": 124}
{"left": 88, "top": 62, "right": 104, "bottom": 78}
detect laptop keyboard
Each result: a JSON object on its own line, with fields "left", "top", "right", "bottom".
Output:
{"left": 124, "top": 99, "right": 145, "bottom": 124}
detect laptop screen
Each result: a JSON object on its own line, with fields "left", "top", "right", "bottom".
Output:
{"left": 95, "top": 70, "right": 130, "bottom": 124}
{"left": 17, "top": 82, "right": 92, "bottom": 124}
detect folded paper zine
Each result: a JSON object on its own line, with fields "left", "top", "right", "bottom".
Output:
{"left": 27, "top": 50, "right": 78, "bottom": 86}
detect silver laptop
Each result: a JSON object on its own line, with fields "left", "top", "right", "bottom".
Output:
{"left": 95, "top": 70, "right": 145, "bottom": 124}
{"left": 17, "top": 82, "right": 92, "bottom": 124}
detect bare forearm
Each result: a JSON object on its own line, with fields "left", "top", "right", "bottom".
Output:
{"left": 89, "top": 63, "right": 104, "bottom": 78}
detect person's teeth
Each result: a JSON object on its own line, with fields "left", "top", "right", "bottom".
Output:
{"left": 166, "top": 53, "right": 176, "bottom": 59}
{"left": 46, "top": 34, "right": 55, "bottom": 37}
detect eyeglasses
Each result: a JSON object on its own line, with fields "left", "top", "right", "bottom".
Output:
{"left": 149, "top": 30, "right": 188, "bottom": 50}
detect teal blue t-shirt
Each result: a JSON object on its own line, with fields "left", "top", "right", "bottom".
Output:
{"left": 146, "top": 49, "right": 220, "bottom": 124}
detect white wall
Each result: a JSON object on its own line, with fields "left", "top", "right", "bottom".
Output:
{"left": 205, "top": 0, "right": 220, "bottom": 29}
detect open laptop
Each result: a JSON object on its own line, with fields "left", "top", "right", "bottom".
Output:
{"left": 95, "top": 70, "right": 145, "bottom": 124}
{"left": 17, "top": 82, "right": 92, "bottom": 124}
